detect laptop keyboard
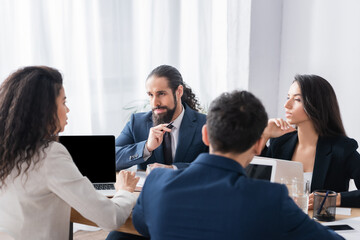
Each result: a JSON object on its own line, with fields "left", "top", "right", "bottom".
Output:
{"left": 94, "top": 183, "right": 115, "bottom": 190}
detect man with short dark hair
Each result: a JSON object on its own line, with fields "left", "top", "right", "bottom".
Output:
{"left": 132, "top": 90, "right": 342, "bottom": 239}
{"left": 115, "top": 65, "right": 208, "bottom": 171}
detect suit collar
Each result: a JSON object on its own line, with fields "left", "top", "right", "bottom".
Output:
{"left": 281, "top": 132, "right": 298, "bottom": 159}
{"left": 311, "top": 136, "right": 333, "bottom": 191}
{"left": 283, "top": 132, "right": 333, "bottom": 191}
{"left": 192, "top": 153, "right": 247, "bottom": 176}
{"left": 181, "top": 103, "right": 197, "bottom": 121}
{"left": 171, "top": 104, "right": 184, "bottom": 130}
{"left": 174, "top": 104, "right": 198, "bottom": 162}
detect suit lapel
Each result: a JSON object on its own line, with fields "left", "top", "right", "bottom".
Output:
{"left": 174, "top": 107, "right": 196, "bottom": 162}
{"left": 311, "top": 136, "right": 332, "bottom": 191}
{"left": 153, "top": 145, "right": 165, "bottom": 164}
{"left": 280, "top": 133, "right": 298, "bottom": 160}
{"left": 146, "top": 115, "right": 153, "bottom": 134}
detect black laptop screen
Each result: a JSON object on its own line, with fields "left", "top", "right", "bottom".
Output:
{"left": 245, "top": 164, "right": 272, "bottom": 181}
{"left": 59, "top": 135, "right": 116, "bottom": 183}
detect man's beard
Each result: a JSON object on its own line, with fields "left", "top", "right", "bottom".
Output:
{"left": 152, "top": 98, "right": 177, "bottom": 126}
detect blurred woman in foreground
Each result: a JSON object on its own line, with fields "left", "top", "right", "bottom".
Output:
{"left": 0, "top": 66, "right": 139, "bottom": 240}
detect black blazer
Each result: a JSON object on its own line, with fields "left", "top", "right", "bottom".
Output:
{"left": 262, "top": 131, "right": 360, "bottom": 207}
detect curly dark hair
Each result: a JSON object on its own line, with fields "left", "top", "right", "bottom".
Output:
{"left": 0, "top": 66, "right": 63, "bottom": 187}
{"left": 147, "top": 65, "right": 201, "bottom": 111}
{"left": 294, "top": 74, "right": 346, "bottom": 136}
{"left": 207, "top": 90, "right": 268, "bottom": 154}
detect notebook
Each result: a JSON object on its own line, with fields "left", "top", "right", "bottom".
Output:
{"left": 59, "top": 135, "right": 116, "bottom": 196}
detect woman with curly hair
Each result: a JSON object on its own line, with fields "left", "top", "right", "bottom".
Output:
{"left": 0, "top": 66, "right": 139, "bottom": 240}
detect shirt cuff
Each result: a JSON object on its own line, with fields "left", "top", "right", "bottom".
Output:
{"left": 143, "top": 142, "right": 152, "bottom": 161}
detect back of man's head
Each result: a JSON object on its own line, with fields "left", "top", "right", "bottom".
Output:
{"left": 207, "top": 90, "right": 268, "bottom": 154}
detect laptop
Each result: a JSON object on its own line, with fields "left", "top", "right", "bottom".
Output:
{"left": 245, "top": 156, "right": 304, "bottom": 183}
{"left": 59, "top": 135, "right": 116, "bottom": 196}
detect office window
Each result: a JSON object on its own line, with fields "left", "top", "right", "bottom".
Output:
{"left": 0, "top": 0, "right": 251, "bottom": 135}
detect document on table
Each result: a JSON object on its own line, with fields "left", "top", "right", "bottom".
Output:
{"left": 322, "top": 217, "right": 360, "bottom": 240}
{"left": 135, "top": 171, "right": 147, "bottom": 190}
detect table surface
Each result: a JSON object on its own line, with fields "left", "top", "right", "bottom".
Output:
{"left": 71, "top": 191, "right": 141, "bottom": 236}
{"left": 309, "top": 208, "right": 360, "bottom": 221}
{"left": 71, "top": 198, "right": 360, "bottom": 237}
{"left": 71, "top": 207, "right": 140, "bottom": 235}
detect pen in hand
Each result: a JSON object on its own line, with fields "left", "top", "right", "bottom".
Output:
{"left": 161, "top": 122, "right": 174, "bottom": 131}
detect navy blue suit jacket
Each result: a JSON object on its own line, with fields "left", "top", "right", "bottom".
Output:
{"left": 262, "top": 131, "right": 360, "bottom": 207}
{"left": 132, "top": 153, "right": 341, "bottom": 240}
{"left": 115, "top": 104, "right": 208, "bottom": 170}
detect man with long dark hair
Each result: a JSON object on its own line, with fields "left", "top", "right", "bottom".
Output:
{"left": 107, "top": 66, "right": 208, "bottom": 240}
{"left": 115, "top": 65, "right": 208, "bottom": 171}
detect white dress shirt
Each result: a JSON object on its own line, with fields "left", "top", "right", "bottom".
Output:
{"left": 0, "top": 142, "right": 137, "bottom": 240}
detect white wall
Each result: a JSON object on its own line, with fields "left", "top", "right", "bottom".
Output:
{"left": 278, "top": 0, "right": 360, "bottom": 142}
{"left": 249, "top": 0, "right": 283, "bottom": 118}
{"left": 250, "top": 0, "right": 360, "bottom": 143}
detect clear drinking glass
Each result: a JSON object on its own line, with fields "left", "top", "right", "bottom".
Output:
{"left": 280, "top": 177, "right": 294, "bottom": 196}
{"left": 291, "top": 179, "right": 310, "bottom": 214}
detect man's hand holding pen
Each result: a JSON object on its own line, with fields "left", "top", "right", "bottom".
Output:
{"left": 145, "top": 122, "right": 174, "bottom": 152}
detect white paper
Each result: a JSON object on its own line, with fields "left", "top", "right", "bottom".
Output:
{"left": 337, "top": 207, "right": 352, "bottom": 216}
{"left": 73, "top": 223, "right": 101, "bottom": 233}
{"left": 321, "top": 216, "right": 360, "bottom": 240}
{"left": 135, "top": 171, "right": 147, "bottom": 188}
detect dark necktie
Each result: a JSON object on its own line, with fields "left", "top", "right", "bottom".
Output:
{"left": 163, "top": 124, "right": 174, "bottom": 165}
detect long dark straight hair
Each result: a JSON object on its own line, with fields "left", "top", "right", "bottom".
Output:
{"left": 294, "top": 74, "right": 346, "bottom": 136}
{"left": 0, "top": 66, "right": 63, "bottom": 187}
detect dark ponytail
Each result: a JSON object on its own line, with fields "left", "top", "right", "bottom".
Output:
{"left": 181, "top": 83, "right": 200, "bottom": 111}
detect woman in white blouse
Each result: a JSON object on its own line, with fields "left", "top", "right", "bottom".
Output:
{"left": 0, "top": 66, "right": 139, "bottom": 240}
